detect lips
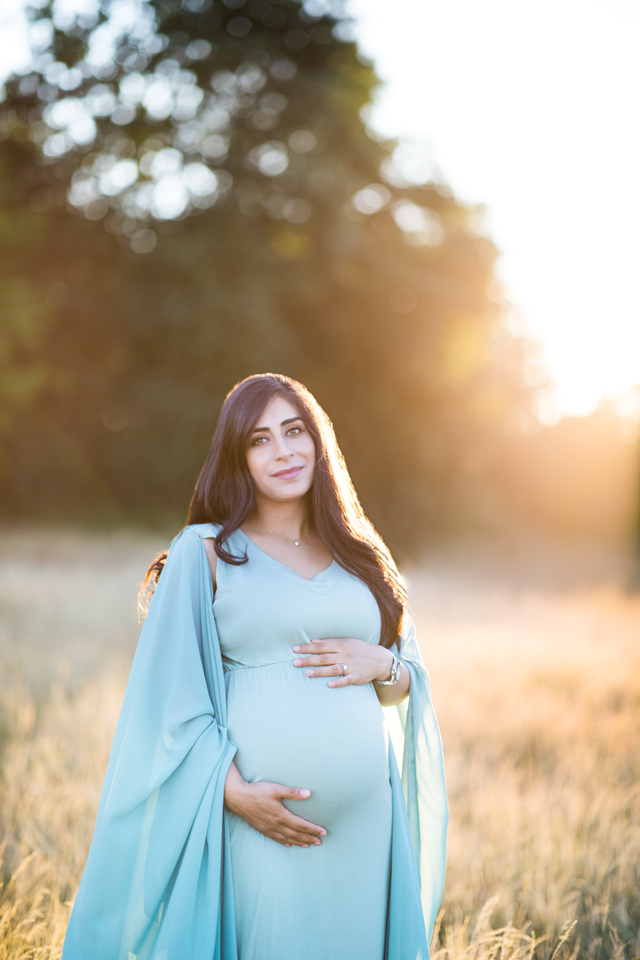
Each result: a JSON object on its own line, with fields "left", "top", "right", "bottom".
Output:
{"left": 271, "top": 466, "right": 303, "bottom": 479}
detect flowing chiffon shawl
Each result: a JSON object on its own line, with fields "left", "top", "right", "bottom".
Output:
{"left": 62, "top": 524, "right": 448, "bottom": 960}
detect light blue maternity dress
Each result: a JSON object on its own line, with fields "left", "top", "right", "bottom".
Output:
{"left": 61, "top": 524, "right": 448, "bottom": 960}
{"left": 215, "top": 528, "right": 392, "bottom": 959}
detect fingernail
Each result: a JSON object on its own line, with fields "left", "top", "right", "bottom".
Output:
{"left": 313, "top": 840, "right": 321, "bottom": 845}
{"left": 294, "top": 659, "right": 302, "bottom": 666}
{"left": 292, "top": 646, "right": 300, "bottom": 652}
{"left": 320, "top": 830, "right": 327, "bottom": 836}
{"left": 300, "top": 789, "right": 310, "bottom": 798}
{"left": 306, "top": 669, "right": 314, "bottom": 676}
{"left": 328, "top": 681, "right": 335, "bottom": 687}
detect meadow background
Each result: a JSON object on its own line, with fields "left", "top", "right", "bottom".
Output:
{"left": 0, "top": 529, "right": 638, "bottom": 959}
{"left": 1, "top": 0, "right": 640, "bottom": 956}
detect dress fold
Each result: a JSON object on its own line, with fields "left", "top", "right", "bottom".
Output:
{"left": 62, "top": 528, "right": 238, "bottom": 960}
{"left": 395, "top": 614, "right": 450, "bottom": 945}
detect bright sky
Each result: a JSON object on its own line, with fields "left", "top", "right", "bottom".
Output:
{"left": 0, "top": 0, "right": 30, "bottom": 74}
{"left": 3, "top": 0, "right": 640, "bottom": 416}
{"left": 349, "top": 0, "right": 640, "bottom": 417}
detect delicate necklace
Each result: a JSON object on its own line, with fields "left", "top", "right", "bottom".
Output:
{"left": 252, "top": 518, "right": 310, "bottom": 547}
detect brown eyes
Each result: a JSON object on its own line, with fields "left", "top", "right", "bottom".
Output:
{"left": 251, "top": 426, "right": 302, "bottom": 446}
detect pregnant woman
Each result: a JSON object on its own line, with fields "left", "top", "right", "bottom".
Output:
{"left": 62, "top": 374, "right": 448, "bottom": 960}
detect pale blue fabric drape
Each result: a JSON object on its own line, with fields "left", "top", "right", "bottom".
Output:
{"left": 394, "top": 614, "right": 450, "bottom": 941}
{"left": 62, "top": 525, "right": 448, "bottom": 960}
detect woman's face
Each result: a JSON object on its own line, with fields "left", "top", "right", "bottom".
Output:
{"left": 245, "top": 394, "right": 316, "bottom": 504}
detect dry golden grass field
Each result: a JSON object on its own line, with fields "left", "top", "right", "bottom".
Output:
{"left": 0, "top": 529, "right": 638, "bottom": 959}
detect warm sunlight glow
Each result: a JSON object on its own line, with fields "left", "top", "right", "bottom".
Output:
{"left": 349, "top": 0, "right": 640, "bottom": 417}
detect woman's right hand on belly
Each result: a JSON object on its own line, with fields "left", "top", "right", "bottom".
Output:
{"left": 224, "top": 761, "right": 327, "bottom": 848}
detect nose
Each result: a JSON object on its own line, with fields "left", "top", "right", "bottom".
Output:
{"left": 273, "top": 435, "right": 294, "bottom": 460}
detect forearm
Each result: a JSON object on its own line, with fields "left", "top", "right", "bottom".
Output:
{"left": 224, "top": 759, "right": 250, "bottom": 813}
{"left": 374, "top": 656, "right": 411, "bottom": 706}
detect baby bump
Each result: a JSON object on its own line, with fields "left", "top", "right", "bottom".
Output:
{"left": 225, "top": 661, "right": 391, "bottom": 827}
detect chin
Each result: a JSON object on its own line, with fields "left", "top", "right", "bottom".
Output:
{"left": 268, "top": 481, "right": 311, "bottom": 501}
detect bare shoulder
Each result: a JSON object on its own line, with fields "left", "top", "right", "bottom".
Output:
{"left": 201, "top": 537, "right": 218, "bottom": 591}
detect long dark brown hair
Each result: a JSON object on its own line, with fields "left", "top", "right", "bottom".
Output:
{"left": 141, "top": 374, "right": 407, "bottom": 649}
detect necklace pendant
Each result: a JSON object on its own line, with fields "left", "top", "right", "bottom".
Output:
{"left": 294, "top": 541, "right": 300, "bottom": 546}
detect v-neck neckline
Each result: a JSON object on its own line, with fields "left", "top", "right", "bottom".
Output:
{"left": 237, "top": 528, "right": 337, "bottom": 583}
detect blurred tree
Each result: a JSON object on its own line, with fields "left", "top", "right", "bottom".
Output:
{"left": 0, "top": 0, "right": 530, "bottom": 555}
{"left": 0, "top": 158, "right": 51, "bottom": 445}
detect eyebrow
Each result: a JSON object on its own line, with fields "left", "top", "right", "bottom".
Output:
{"left": 251, "top": 416, "right": 302, "bottom": 434}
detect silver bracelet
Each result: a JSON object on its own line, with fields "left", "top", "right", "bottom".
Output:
{"left": 375, "top": 655, "right": 402, "bottom": 686}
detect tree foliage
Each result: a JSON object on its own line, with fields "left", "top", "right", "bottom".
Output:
{"left": 0, "top": 0, "right": 530, "bottom": 556}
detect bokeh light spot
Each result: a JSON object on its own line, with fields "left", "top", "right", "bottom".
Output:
{"left": 130, "top": 229, "right": 157, "bottom": 254}
{"left": 102, "top": 401, "right": 129, "bottom": 431}
{"left": 352, "top": 183, "right": 391, "bottom": 215}
{"left": 100, "top": 159, "right": 138, "bottom": 196}
{"left": 202, "top": 134, "right": 228, "bottom": 160}
{"left": 288, "top": 130, "right": 317, "bottom": 153}
{"left": 392, "top": 200, "right": 443, "bottom": 246}
{"left": 389, "top": 287, "right": 418, "bottom": 315}
{"left": 270, "top": 58, "right": 297, "bottom": 82}
{"left": 227, "top": 17, "right": 252, "bottom": 37}
{"left": 283, "top": 199, "right": 312, "bottom": 223}
{"left": 247, "top": 141, "right": 289, "bottom": 177}
{"left": 151, "top": 175, "right": 189, "bottom": 219}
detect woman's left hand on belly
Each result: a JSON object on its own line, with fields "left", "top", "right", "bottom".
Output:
{"left": 292, "top": 638, "right": 394, "bottom": 688}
